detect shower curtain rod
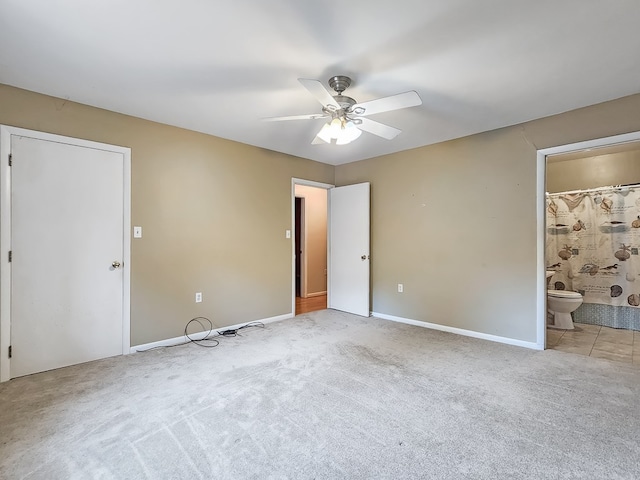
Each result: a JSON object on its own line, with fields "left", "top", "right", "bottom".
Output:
{"left": 546, "top": 183, "right": 640, "bottom": 196}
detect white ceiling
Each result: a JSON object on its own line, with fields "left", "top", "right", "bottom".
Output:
{"left": 1, "top": 1, "right": 640, "bottom": 166}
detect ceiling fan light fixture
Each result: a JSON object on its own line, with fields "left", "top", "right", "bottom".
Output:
{"left": 336, "top": 120, "right": 362, "bottom": 145}
{"left": 317, "top": 117, "right": 361, "bottom": 145}
{"left": 328, "top": 117, "right": 343, "bottom": 137}
{"left": 316, "top": 121, "right": 335, "bottom": 143}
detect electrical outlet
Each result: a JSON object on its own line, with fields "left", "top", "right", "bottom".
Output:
{"left": 286, "top": 230, "right": 291, "bottom": 239}
{"left": 398, "top": 283, "right": 404, "bottom": 293}
{"left": 195, "top": 292, "right": 202, "bottom": 303}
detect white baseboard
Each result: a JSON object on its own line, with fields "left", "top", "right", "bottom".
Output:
{"left": 130, "top": 312, "right": 293, "bottom": 353}
{"left": 371, "top": 312, "right": 543, "bottom": 350}
{"left": 305, "top": 291, "right": 327, "bottom": 298}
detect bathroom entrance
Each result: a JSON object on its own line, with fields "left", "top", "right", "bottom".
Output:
{"left": 539, "top": 132, "right": 640, "bottom": 364}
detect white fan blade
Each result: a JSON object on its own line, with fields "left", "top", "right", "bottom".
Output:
{"left": 352, "top": 91, "right": 422, "bottom": 116}
{"left": 262, "top": 113, "right": 328, "bottom": 122}
{"left": 356, "top": 118, "right": 401, "bottom": 140}
{"left": 298, "top": 78, "right": 340, "bottom": 109}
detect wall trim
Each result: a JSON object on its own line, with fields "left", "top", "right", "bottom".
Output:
{"left": 372, "top": 312, "right": 543, "bottom": 350}
{"left": 131, "top": 313, "right": 293, "bottom": 353}
{"left": 536, "top": 147, "right": 547, "bottom": 351}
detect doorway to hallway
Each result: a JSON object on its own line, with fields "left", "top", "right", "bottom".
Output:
{"left": 294, "top": 184, "right": 327, "bottom": 314}
{"left": 291, "top": 178, "right": 371, "bottom": 318}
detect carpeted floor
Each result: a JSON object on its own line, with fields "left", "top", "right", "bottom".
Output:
{"left": 1, "top": 309, "right": 639, "bottom": 479}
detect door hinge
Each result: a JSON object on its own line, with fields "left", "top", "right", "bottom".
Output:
{"left": 8, "top": 251, "right": 11, "bottom": 262}
{"left": 8, "top": 153, "right": 12, "bottom": 166}
{"left": 8, "top": 345, "right": 11, "bottom": 358}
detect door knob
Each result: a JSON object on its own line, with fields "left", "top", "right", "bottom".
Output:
{"left": 361, "top": 255, "right": 368, "bottom": 260}
{"left": 112, "top": 261, "right": 121, "bottom": 269}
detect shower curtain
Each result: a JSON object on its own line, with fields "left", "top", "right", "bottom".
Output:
{"left": 546, "top": 185, "right": 640, "bottom": 308}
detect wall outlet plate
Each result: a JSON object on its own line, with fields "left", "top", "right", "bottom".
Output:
{"left": 195, "top": 292, "right": 202, "bottom": 303}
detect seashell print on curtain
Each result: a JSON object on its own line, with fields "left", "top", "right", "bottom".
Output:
{"left": 546, "top": 185, "right": 640, "bottom": 308}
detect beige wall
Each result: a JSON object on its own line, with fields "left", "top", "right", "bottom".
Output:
{"left": 547, "top": 148, "right": 640, "bottom": 193}
{"left": 335, "top": 93, "right": 640, "bottom": 343}
{"left": 294, "top": 185, "right": 327, "bottom": 296}
{"left": 3, "top": 82, "right": 640, "bottom": 347}
{"left": 0, "top": 84, "right": 334, "bottom": 345}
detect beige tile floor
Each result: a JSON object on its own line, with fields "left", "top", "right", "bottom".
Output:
{"left": 547, "top": 322, "right": 640, "bottom": 366}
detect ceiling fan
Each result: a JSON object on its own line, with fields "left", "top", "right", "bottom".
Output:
{"left": 263, "top": 76, "right": 422, "bottom": 145}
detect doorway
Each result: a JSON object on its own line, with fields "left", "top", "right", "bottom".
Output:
{"left": 0, "top": 126, "right": 131, "bottom": 381}
{"left": 536, "top": 130, "right": 640, "bottom": 352}
{"left": 291, "top": 178, "right": 371, "bottom": 318}
{"left": 294, "top": 184, "right": 328, "bottom": 314}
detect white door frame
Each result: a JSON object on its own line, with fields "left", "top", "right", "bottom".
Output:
{"left": 291, "top": 178, "right": 334, "bottom": 314}
{"left": 0, "top": 125, "right": 131, "bottom": 381}
{"left": 536, "top": 130, "right": 640, "bottom": 350}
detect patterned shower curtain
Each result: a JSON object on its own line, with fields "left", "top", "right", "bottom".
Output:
{"left": 546, "top": 185, "right": 640, "bottom": 307}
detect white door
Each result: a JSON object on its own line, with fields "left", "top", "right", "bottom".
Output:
{"left": 328, "top": 182, "right": 370, "bottom": 316}
{"left": 9, "top": 133, "right": 127, "bottom": 378}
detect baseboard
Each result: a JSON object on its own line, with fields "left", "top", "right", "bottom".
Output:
{"left": 305, "top": 291, "right": 327, "bottom": 298}
{"left": 130, "top": 312, "right": 293, "bottom": 353}
{"left": 371, "top": 312, "right": 543, "bottom": 350}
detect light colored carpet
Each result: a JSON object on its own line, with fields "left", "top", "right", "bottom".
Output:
{"left": 1, "top": 309, "right": 639, "bottom": 479}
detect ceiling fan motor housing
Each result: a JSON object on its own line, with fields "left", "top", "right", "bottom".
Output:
{"left": 328, "top": 75, "right": 352, "bottom": 94}
{"left": 334, "top": 95, "right": 356, "bottom": 110}
{"left": 327, "top": 76, "right": 358, "bottom": 114}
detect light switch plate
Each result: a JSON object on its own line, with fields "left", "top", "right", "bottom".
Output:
{"left": 285, "top": 230, "right": 291, "bottom": 239}
{"left": 133, "top": 226, "right": 142, "bottom": 238}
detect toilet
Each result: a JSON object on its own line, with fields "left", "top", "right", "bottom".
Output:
{"left": 547, "top": 290, "right": 583, "bottom": 329}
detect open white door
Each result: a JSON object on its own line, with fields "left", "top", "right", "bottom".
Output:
{"left": 328, "top": 182, "right": 370, "bottom": 316}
